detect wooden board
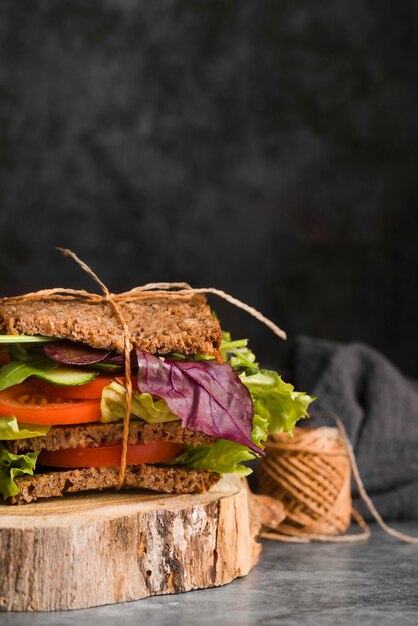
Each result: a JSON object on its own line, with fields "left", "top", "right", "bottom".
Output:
{"left": 0, "top": 475, "right": 261, "bottom": 612}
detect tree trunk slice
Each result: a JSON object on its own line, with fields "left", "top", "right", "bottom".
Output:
{"left": 0, "top": 474, "right": 261, "bottom": 612}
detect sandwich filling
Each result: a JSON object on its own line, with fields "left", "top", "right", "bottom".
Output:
{"left": 0, "top": 295, "right": 314, "bottom": 504}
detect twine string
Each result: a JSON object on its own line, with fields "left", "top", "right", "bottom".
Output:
{"left": 0, "top": 247, "right": 287, "bottom": 487}
{"left": 5, "top": 286, "right": 287, "bottom": 341}
{"left": 57, "top": 248, "right": 133, "bottom": 486}
{"left": 259, "top": 415, "right": 418, "bottom": 544}
{"left": 56, "top": 248, "right": 111, "bottom": 297}
{"left": 331, "top": 413, "right": 418, "bottom": 544}
{"left": 259, "top": 425, "right": 370, "bottom": 543}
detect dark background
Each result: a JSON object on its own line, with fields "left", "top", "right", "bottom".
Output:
{"left": 0, "top": 0, "right": 417, "bottom": 375}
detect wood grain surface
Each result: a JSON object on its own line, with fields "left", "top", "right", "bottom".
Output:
{"left": 0, "top": 475, "right": 261, "bottom": 612}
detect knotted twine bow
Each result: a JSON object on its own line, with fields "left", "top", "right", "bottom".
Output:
{"left": 1, "top": 247, "right": 286, "bottom": 487}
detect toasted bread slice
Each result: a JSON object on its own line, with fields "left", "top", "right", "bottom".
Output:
{"left": 0, "top": 294, "right": 222, "bottom": 355}
{"left": 7, "top": 421, "right": 214, "bottom": 454}
{"left": 9, "top": 465, "right": 220, "bottom": 504}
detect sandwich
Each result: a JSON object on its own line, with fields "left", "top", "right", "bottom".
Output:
{"left": 0, "top": 292, "right": 314, "bottom": 504}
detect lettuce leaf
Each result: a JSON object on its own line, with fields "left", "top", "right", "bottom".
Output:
{"left": 170, "top": 407, "right": 272, "bottom": 475}
{"left": 170, "top": 439, "right": 255, "bottom": 476}
{"left": 251, "top": 411, "right": 270, "bottom": 449}
{"left": 0, "top": 356, "right": 57, "bottom": 391}
{"left": 100, "top": 381, "right": 178, "bottom": 423}
{"left": 0, "top": 417, "right": 51, "bottom": 440}
{"left": 222, "top": 333, "right": 314, "bottom": 435}
{"left": 220, "top": 332, "right": 258, "bottom": 370}
{"left": 0, "top": 444, "right": 39, "bottom": 499}
{"left": 240, "top": 369, "right": 314, "bottom": 434}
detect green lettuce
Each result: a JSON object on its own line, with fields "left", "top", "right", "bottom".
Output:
{"left": 221, "top": 332, "right": 314, "bottom": 436}
{"left": 170, "top": 406, "right": 274, "bottom": 475}
{"left": 100, "top": 381, "right": 178, "bottom": 424}
{"left": 0, "top": 444, "right": 39, "bottom": 499}
{"left": 0, "top": 356, "right": 57, "bottom": 391}
{"left": 250, "top": 411, "right": 270, "bottom": 449}
{"left": 170, "top": 439, "right": 255, "bottom": 476}
{"left": 167, "top": 332, "right": 258, "bottom": 369}
{"left": 0, "top": 416, "right": 51, "bottom": 440}
{"left": 220, "top": 332, "right": 259, "bottom": 370}
{"left": 240, "top": 369, "right": 313, "bottom": 434}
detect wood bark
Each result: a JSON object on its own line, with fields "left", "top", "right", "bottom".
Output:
{"left": 0, "top": 475, "right": 261, "bottom": 611}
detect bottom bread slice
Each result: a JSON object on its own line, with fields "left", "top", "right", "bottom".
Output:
{"left": 9, "top": 465, "right": 221, "bottom": 505}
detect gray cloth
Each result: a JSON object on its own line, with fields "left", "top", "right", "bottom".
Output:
{"left": 294, "top": 336, "right": 418, "bottom": 520}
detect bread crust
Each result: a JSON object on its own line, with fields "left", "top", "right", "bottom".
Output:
{"left": 7, "top": 420, "right": 214, "bottom": 454}
{"left": 0, "top": 294, "right": 222, "bottom": 355}
{"left": 9, "top": 465, "right": 221, "bottom": 504}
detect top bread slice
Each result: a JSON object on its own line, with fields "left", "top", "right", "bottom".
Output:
{"left": 0, "top": 294, "right": 222, "bottom": 355}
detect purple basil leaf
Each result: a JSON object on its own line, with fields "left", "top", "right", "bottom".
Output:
{"left": 136, "top": 350, "right": 259, "bottom": 453}
{"left": 43, "top": 341, "right": 111, "bottom": 365}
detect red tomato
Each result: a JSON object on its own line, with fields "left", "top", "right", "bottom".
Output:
{"left": 38, "top": 441, "right": 184, "bottom": 468}
{"left": 0, "top": 383, "right": 102, "bottom": 425}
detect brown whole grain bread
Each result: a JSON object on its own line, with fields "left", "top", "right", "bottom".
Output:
{"left": 7, "top": 421, "right": 214, "bottom": 454}
{"left": 9, "top": 465, "right": 220, "bottom": 504}
{"left": 0, "top": 294, "right": 222, "bottom": 355}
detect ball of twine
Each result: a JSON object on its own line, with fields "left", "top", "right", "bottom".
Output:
{"left": 258, "top": 417, "right": 418, "bottom": 544}
{"left": 258, "top": 426, "right": 353, "bottom": 539}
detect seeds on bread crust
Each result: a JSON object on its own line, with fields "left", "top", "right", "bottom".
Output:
{"left": 7, "top": 421, "right": 215, "bottom": 454}
{"left": 0, "top": 294, "right": 222, "bottom": 355}
{"left": 9, "top": 465, "right": 220, "bottom": 504}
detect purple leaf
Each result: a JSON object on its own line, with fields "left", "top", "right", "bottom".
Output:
{"left": 102, "top": 352, "right": 138, "bottom": 368}
{"left": 136, "top": 350, "right": 259, "bottom": 453}
{"left": 102, "top": 353, "right": 124, "bottom": 365}
{"left": 43, "top": 341, "right": 111, "bottom": 365}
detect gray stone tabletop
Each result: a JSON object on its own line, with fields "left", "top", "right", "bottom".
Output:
{"left": 2, "top": 523, "right": 417, "bottom": 626}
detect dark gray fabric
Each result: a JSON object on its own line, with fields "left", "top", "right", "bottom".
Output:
{"left": 294, "top": 336, "right": 418, "bottom": 520}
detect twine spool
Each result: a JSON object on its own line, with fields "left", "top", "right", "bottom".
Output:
{"left": 258, "top": 427, "right": 354, "bottom": 539}
{"left": 258, "top": 419, "right": 418, "bottom": 544}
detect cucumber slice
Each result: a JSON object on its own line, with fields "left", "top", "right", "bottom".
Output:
{"left": 35, "top": 367, "right": 98, "bottom": 386}
{"left": 0, "top": 335, "right": 57, "bottom": 344}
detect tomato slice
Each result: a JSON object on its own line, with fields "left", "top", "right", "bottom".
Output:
{"left": 38, "top": 441, "right": 184, "bottom": 468}
{"left": 0, "top": 383, "right": 101, "bottom": 425}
